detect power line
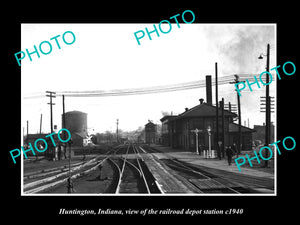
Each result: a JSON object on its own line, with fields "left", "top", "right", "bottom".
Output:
{"left": 56, "top": 75, "right": 252, "bottom": 97}
{"left": 24, "top": 74, "right": 265, "bottom": 99}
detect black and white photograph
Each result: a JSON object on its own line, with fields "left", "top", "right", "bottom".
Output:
{"left": 21, "top": 23, "right": 276, "bottom": 195}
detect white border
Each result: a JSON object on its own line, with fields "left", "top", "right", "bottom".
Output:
{"left": 21, "top": 23, "right": 277, "bottom": 197}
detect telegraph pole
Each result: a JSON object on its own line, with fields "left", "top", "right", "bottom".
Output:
{"left": 46, "top": 91, "right": 56, "bottom": 158}
{"left": 220, "top": 98, "right": 225, "bottom": 158}
{"left": 230, "top": 75, "right": 243, "bottom": 156}
{"left": 26, "top": 120, "right": 29, "bottom": 146}
{"left": 215, "top": 63, "right": 220, "bottom": 159}
{"left": 46, "top": 91, "right": 56, "bottom": 133}
{"left": 116, "top": 119, "right": 119, "bottom": 143}
{"left": 23, "top": 127, "right": 25, "bottom": 146}
{"left": 62, "top": 95, "right": 66, "bottom": 135}
{"left": 62, "top": 94, "right": 72, "bottom": 192}
{"left": 265, "top": 44, "right": 270, "bottom": 167}
{"left": 237, "top": 81, "right": 242, "bottom": 156}
{"left": 39, "top": 114, "right": 43, "bottom": 134}
{"left": 265, "top": 44, "right": 271, "bottom": 167}
{"left": 258, "top": 43, "right": 271, "bottom": 167}
{"left": 62, "top": 94, "right": 68, "bottom": 160}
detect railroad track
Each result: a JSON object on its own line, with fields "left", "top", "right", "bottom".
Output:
{"left": 23, "top": 145, "right": 124, "bottom": 194}
{"left": 24, "top": 157, "right": 106, "bottom": 194}
{"left": 23, "top": 161, "right": 86, "bottom": 181}
{"left": 25, "top": 143, "right": 261, "bottom": 194}
{"left": 139, "top": 145, "right": 262, "bottom": 194}
{"left": 24, "top": 144, "right": 162, "bottom": 194}
{"left": 111, "top": 144, "right": 162, "bottom": 194}
{"left": 160, "top": 158, "right": 245, "bottom": 193}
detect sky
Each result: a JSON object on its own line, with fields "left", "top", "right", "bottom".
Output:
{"left": 21, "top": 23, "right": 276, "bottom": 134}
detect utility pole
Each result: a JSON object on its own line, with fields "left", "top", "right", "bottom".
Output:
{"left": 23, "top": 127, "right": 25, "bottom": 146}
{"left": 39, "top": 114, "right": 43, "bottom": 134}
{"left": 220, "top": 98, "right": 225, "bottom": 158}
{"left": 62, "top": 95, "right": 66, "bottom": 136}
{"left": 116, "top": 119, "right": 119, "bottom": 143}
{"left": 230, "top": 75, "right": 243, "bottom": 156}
{"left": 46, "top": 91, "right": 56, "bottom": 158}
{"left": 26, "top": 120, "right": 29, "bottom": 146}
{"left": 258, "top": 43, "right": 271, "bottom": 167}
{"left": 265, "top": 44, "right": 270, "bottom": 168}
{"left": 62, "top": 94, "right": 67, "bottom": 160}
{"left": 215, "top": 62, "right": 220, "bottom": 159}
{"left": 62, "top": 94, "right": 72, "bottom": 192}
{"left": 224, "top": 102, "right": 237, "bottom": 115}
{"left": 236, "top": 78, "right": 242, "bottom": 156}
{"left": 46, "top": 91, "right": 56, "bottom": 133}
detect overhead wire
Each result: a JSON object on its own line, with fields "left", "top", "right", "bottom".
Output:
{"left": 24, "top": 73, "right": 268, "bottom": 99}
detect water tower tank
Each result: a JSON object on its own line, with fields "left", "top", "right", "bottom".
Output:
{"left": 63, "top": 111, "right": 88, "bottom": 135}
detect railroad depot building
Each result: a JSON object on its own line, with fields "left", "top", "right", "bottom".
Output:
{"left": 145, "top": 121, "right": 157, "bottom": 144}
{"left": 160, "top": 99, "right": 255, "bottom": 152}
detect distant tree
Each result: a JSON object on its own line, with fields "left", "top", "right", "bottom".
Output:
{"left": 90, "top": 134, "right": 97, "bottom": 144}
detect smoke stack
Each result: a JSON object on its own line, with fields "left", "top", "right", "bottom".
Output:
{"left": 206, "top": 75, "right": 212, "bottom": 105}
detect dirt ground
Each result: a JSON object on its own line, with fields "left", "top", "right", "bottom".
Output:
{"left": 23, "top": 155, "right": 97, "bottom": 175}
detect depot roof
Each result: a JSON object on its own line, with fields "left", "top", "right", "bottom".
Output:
{"left": 176, "top": 102, "right": 237, "bottom": 119}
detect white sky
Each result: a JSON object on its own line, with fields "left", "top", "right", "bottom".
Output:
{"left": 21, "top": 23, "right": 276, "bottom": 134}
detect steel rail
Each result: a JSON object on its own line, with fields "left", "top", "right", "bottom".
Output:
{"left": 106, "top": 157, "right": 122, "bottom": 194}
{"left": 24, "top": 158, "right": 101, "bottom": 190}
{"left": 133, "top": 145, "right": 151, "bottom": 194}
{"left": 115, "top": 144, "right": 130, "bottom": 194}
{"left": 135, "top": 145, "right": 165, "bottom": 194}
{"left": 25, "top": 144, "right": 124, "bottom": 194}
{"left": 24, "top": 158, "right": 107, "bottom": 194}
{"left": 169, "top": 160, "right": 241, "bottom": 194}
{"left": 24, "top": 161, "right": 85, "bottom": 180}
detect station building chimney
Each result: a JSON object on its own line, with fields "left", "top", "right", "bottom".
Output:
{"left": 206, "top": 75, "right": 212, "bottom": 105}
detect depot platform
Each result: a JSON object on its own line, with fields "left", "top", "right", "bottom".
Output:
{"left": 149, "top": 144, "right": 275, "bottom": 179}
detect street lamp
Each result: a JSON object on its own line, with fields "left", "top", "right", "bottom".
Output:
{"left": 191, "top": 128, "right": 201, "bottom": 155}
{"left": 207, "top": 126, "right": 211, "bottom": 158}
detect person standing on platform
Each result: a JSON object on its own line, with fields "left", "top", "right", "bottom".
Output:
{"left": 226, "top": 146, "right": 233, "bottom": 166}
{"left": 198, "top": 144, "right": 202, "bottom": 156}
{"left": 57, "top": 143, "right": 61, "bottom": 160}
{"left": 63, "top": 143, "right": 67, "bottom": 159}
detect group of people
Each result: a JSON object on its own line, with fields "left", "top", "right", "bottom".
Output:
{"left": 34, "top": 138, "right": 73, "bottom": 161}
{"left": 53, "top": 144, "right": 68, "bottom": 160}
{"left": 198, "top": 143, "right": 237, "bottom": 166}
